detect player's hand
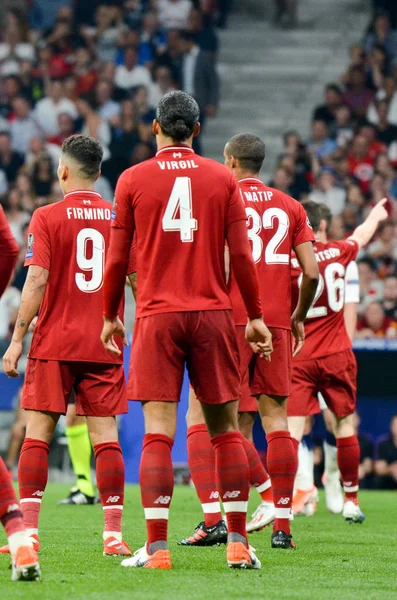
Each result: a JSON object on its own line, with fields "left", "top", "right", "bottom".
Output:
{"left": 100, "top": 316, "right": 128, "bottom": 356}
{"left": 370, "top": 197, "right": 388, "bottom": 223}
{"left": 245, "top": 318, "right": 273, "bottom": 360}
{"left": 3, "top": 340, "right": 23, "bottom": 378}
{"left": 291, "top": 312, "right": 305, "bottom": 358}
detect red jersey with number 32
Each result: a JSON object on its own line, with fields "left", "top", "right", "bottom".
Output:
{"left": 24, "top": 190, "right": 124, "bottom": 363}
{"left": 112, "top": 146, "right": 247, "bottom": 318}
{"left": 229, "top": 178, "right": 315, "bottom": 329}
{"left": 291, "top": 239, "right": 359, "bottom": 361}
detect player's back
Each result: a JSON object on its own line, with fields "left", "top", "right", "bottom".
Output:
{"left": 116, "top": 146, "right": 244, "bottom": 317}
{"left": 26, "top": 190, "right": 122, "bottom": 363}
{"left": 291, "top": 238, "right": 359, "bottom": 361}
{"left": 230, "top": 178, "right": 314, "bottom": 329}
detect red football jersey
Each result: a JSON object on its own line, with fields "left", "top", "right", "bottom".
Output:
{"left": 0, "top": 205, "right": 19, "bottom": 298}
{"left": 25, "top": 190, "right": 125, "bottom": 363}
{"left": 229, "top": 178, "right": 315, "bottom": 329}
{"left": 112, "top": 146, "right": 247, "bottom": 318}
{"left": 291, "top": 239, "right": 359, "bottom": 361}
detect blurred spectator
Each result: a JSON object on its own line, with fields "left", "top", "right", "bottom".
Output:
{"left": 374, "top": 414, "right": 397, "bottom": 490}
{"left": 0, "top": 284, "right": 21, "bottom": 354}
{"left": 96, "top": 80, "right": 121, "bottom": 122}
{"left": 365, "top": 12, "right": 397, "bottom": 61}
{"left": 357, "top": 257, "right": 384, "bottom": 307}
{"left": 309, "top": 167, "right": 346, "bottom": 216}
{"left": 187, "top": 8, "right": 219, "bottom": 55}
{"left": 48, "top": 113, "right": 76, "bottom": 146}
{"left": 307, "top": 119, "right": 337, "bottom": 160}
{"left": 367, "top": 220, "right": 397, "bottom": 263}
{"left": 0, "top": 8, "right": 35, "bottom": 76}
{"left": 374, "top": 99, "right": 397, "bottom": 145}
{"left": 270, "top": 166, "right": 292, "bottom": 194}
{"left": 158, "top": 0, "right": 193, "bottom": 30}
{"left": 352, "top": 411, "right": 375, "bottom": 488}
{"left": 10, "top": 96, "right": 41, "bottom": 155}
{"left": 381, "top": 274, "right": 397, "bottom": 320}
{"left": 179, "top": 30, "right": 219, "bottom": 119}
{"left": 312, "top": 84, "right": 342, "bottom": 126}
{"left": 367, "top": 78, "right": 397, "bottom": 126}
{"left": 278, "top": 154, "right": 310, "bottom": 199}
{"left": 356, "top": 300, "right": 397, "bottom": 338}
{"left": 342, "top": 67, "right": 376, "bottom": 118}
{"left": 80, "top": 5, "right": 123, "bottom": 63}
{"left": 34, "top": 79, "right": 78, "bottom": 136}
{"left": 76, "top": 95, "right": 111, "bottom": 162}
{"left": 114, "top": 45, "right": 152, "bottom": 91}
{"left": 0, "top": 131, "right": 24, "bottom": 185}
{"left": 347, "top": 134, "right": 375, "bottom": 193}
{"left": 32, "top": 152, "right": 53, "bottom": 197}
{"left": 149, "top": 65, "right": 176, "bottom": 107}
{"left": 330, "top": 104, "right": 355, "bottom": 148}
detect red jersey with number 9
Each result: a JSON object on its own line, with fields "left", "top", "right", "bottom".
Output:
{"left": 24, "top": 190, "right": 127, "bottom": 363}
{"left": 112, "top": 146, "right": 247, "bottom": 318}
{"left": 229, "top": 178, "right": 315, "bottom": 329}
{"left": 291, "top": 239, "right": 359, "bottom": 361}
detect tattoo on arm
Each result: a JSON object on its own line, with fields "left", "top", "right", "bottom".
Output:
{"left": 13, "top": 266, "right": 49, "bottom": 341}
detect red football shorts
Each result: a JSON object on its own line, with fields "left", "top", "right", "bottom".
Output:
{"left": 22, "top": 359, "right": 127, "bottom": 417}
{"left": 128, "top": 310, "right": 240, "bottom": 404}
{"left": 287, "top": 348, "right": 357, "bottom": 418}
{"left": 236, "top": 325, "right": 292, "bottom": 413}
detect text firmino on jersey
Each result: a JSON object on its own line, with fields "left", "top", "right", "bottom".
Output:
{"left": 66, "top": 207, "right": 112, "bottom": 220}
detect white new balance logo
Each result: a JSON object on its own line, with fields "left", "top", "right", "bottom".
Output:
{"left": 154, "top": 496, "right": 171, "bottom": 505}
{"left": 277, "top": 497, "right": 290, "bottom": 505}
{"left": 32, "top": 490, "right": 44, "bottom": 497}
{"left": 106, "top": 496, "right": 120, "bottom": 503}
{"left": 83, "top": 199, "right": 91, "bottom": 204}
{"left": 173, "top": 152, "right": 182, "bottom": 158}
{"left": 209, "top": 491, "right": 219, "bottom": 500}
{"left": 223, "top": 491, "right": 241, "bottom": 499}
{"left": 7, "top": 504, "right": 19, "bottom": 514}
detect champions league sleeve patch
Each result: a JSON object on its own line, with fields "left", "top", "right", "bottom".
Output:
{"left": 111, "top": 196, "right": 116, "bottom": 221}
{"left": 26, "top": 233, "right": 34, "bottom": 259}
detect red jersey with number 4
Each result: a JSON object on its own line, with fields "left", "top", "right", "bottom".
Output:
{"left": 229, "top": 178, "right": 315, "bottom": 329}
{"left": 25, "top": 190, "right": 124, "bottom": 363}
{"left": 112, "top": 146, "right": 247, "bottom": 318}
{"left": 291, "top": 239, "right": 359, "bottom": 361}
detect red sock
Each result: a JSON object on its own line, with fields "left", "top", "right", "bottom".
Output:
{"left": 140, "top": 434, "right": 174, "bottom": 552}
{"left": 336, "top": 435, "right": 360, "bottom": 502}
{"left": 266, "top": 430, "right": 297, "bottom": 535}
{"left": 211, "top": 431, "right": 249, "bottom": 545}
{"left": 0, "top": 458, "right": 25, "bottom": 537}
{"left": 240, "top": 434, "right": 272, "bottom": 502}
{"left": 94, "top": 442, "right": 125, "bottom": 537}
{"left": 18, "top": 438, "right": 49, "bottom": 533}
{"left": 187, "top": 425, "right": 221, "bottom": 527}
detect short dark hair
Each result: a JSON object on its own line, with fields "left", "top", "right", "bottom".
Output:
{"left": 61, "top": 134, "right": 103, "bottom": 180}
{"left": 301, "top": 201, "right": 322, "bottom": 233}
{"left": 156, "top": 91, "right": 199, "bottom": 142}
{"left": 226, "top": 133, "right": 265, "bottom": 173}
{"left": 326, "top": 83, "right": 341, "bottom": 95}
{"left": 318, "top": 203, "right": 333, "bottom": 233}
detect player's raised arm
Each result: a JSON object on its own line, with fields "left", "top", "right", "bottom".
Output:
{"left": 0, "top": 205, "right": 19, "bottom": 298}
{"left": 226, "top": 186, "right": 273, "bottom": 357}
{"left": 349, "top": 198, "right": 388, "bottom": 249}
{"left": 101, "top": 169, "right": 134, "bottom": 354}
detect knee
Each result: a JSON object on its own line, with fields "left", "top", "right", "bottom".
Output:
{"left": 238, "top": 414, "right": 254, "bottom": 442}
{"left": 87, "top": 417, "right": 118, "bottom": 447}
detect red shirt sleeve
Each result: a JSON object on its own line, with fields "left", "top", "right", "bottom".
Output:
{"left": 293, "top": 201, "right": 316, "bottom": 248}
{"left": 339, "top": 238, "right": 359, "bottom": 263}
{"left": 227, "top": 175, "right": 247, "bottom": 226}
{"left": 24, "top": 209, "right": 51, "bottom": 270}
{"left": 112, "top": 168, "right": 135, "bottom": 230}
{"left": 0, "top": 205, "right": 19, "bottom": 298}
{"left": 127, "top": 238, "right": 137, "bottom": 274}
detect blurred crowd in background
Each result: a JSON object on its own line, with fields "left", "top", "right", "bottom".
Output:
{"left": 1, "top": 0, "right": 397, "bottom": 353}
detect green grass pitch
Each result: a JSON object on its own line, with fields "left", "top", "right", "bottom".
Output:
{"left": 1, "top": 484, "right": 396, "bottom": 600}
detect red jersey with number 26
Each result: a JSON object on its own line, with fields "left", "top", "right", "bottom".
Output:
{"left": 291, "top": 239, "right": 359, "bottom": 361}
{"left": 112, "top": 146, "right": 247, "bottom": 318}
{"left": 24, "top": 190, "right": 124, "bottom": 363}
{"left": 229, "top": 178, "right": 315, "bottom": 329}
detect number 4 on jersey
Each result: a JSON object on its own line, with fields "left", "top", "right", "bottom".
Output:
{"left": 162, "top": 177, "right": 198, "bottom": 242}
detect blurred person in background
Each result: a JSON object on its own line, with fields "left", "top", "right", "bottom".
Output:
{"left": 347, "top": 134, "right": 375, "bottom": 194}
{"left": 33, "top": 78, "right": 78, "bottom": 137}
{"left": 342, "top": 67, "right": 375, "bottom": 119}
{"left": 374, "top": 414, "right": 397, "bottom": 490}
{"left": 187, "top": 7, "right": 219, "bottom": 55}
{"left": 0, "top": 8, "right": 35, "bottom": 77}
{"left": 381, "top": 273, "right": 397, "bottom": 320}
{"left": 95, "top": 80, "right": 120, "bottom": 123}
{"left": 0, "top": 131, "right": 24, "bottom": 186}
{"left": 114, "top": 45, "right": 152, "bottom": 91}
{"left": 330, "top": 104, "right": 355, "bottom": 148}
{"left": 149, "top": 65, "right": 176, "bottom": 107}
{"left": 309, "top": 167, "right": 346, "bottom": 216}
{"left": 31, "top": 153, "right": 53, "bottom": 198}
{"left": 307, "top": 119, "right": 337, "bottom": 160}
{"left": 367, "top": 220, "right": 397, "bottom": 263}
{"left": 356, "top": 300, "right": 397, "bottom": 337}
{"left": 80, "top": 4, "right": 122, "bottom": 64}
{"left": 76, "top": 95, "right": 111, "bottom": 162}
{"left": 365, "top": 12, "right": 397, "bottom": 62}
{"left": 312, "top": 84, "right": 343, "bottom": 126}
{"left": 357, "top": 257, "right": 384, "bottom": 308}
{"left": 10, "top": 96, "right": 41, "bottom": 156}
{"left": 3, "top": 188, "right": 31, "bottom": 246}
{"left": 47, "top": 112, "right": 76, "bottom": 147}
{"left": 158, "top": 0, "right": 193, "bottom": 30}
{"left": 0, "top": 75, "right": 22, "bottom": 119}
{"left": 367, "top": 78, "right": 397, "bottom": 126}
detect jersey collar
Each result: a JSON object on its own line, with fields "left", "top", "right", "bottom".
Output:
{"left": 238, "top": 177, "right": 263, "bottom": 185}
{"left": 156, "top": 145, "right": 195, "bottom": 157}
{"left": 64, "top": 190, "right": 102, "bottom": 200}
